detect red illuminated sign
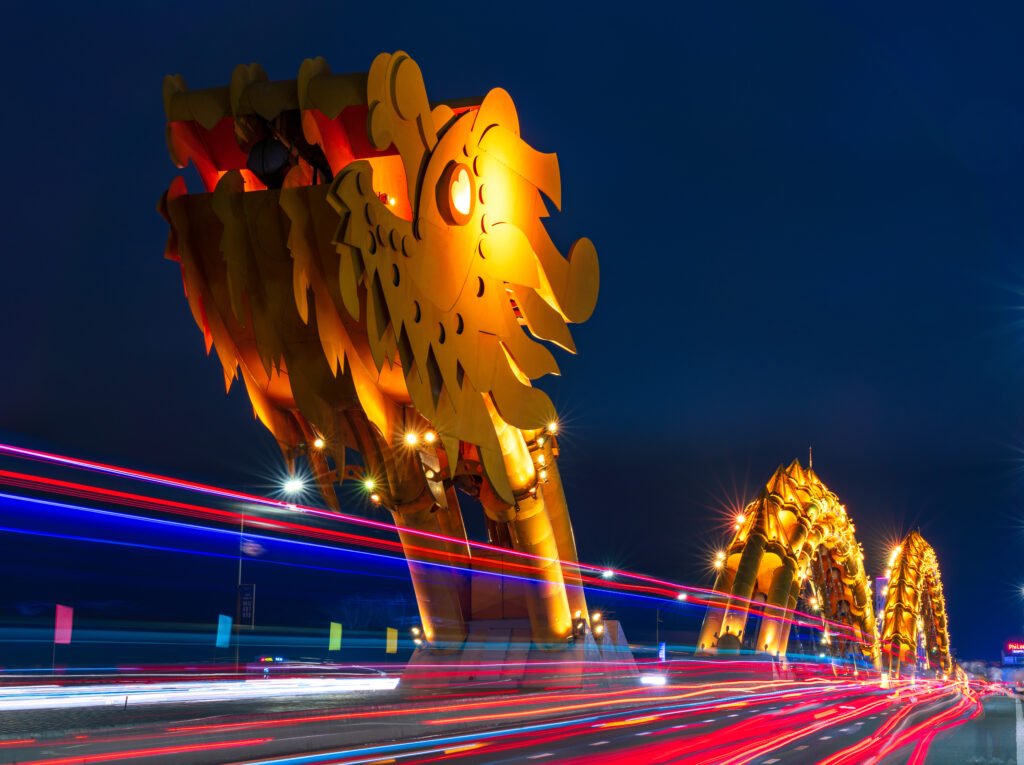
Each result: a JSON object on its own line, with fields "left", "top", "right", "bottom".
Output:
{"left": 1005, "top": 642, "right": 1024, "bottom": 654}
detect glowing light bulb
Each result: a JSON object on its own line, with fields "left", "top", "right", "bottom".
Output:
{"left": 601, "top": 570, "right": 614, "bottom": 580}
{"left": 313, "top": 438, "right": 324, "bottom": 449}
{"left": 537, "top": 454, "right": 546, "bottom": 465}
{"left": 677, "top": 592, "right": 687, "bottom": 601}
{"left": 405, "top": 432, "right": 419, "bottom": 446}
{"left": 423, "top": 431, "right": 436, "bottom": 444}
{"left": 547, "top": 422, "right": 558, "bottom": 434}
{"left": 451, "top": 167, "right": 471, "bottom": 215}
{"left": 364, "top": 478, "right": 375, "bottom": 490}
{"left": 412, "top": 627, "right": 420, "bottom": 636}
{"left": 370, "top": 493, "right": 380, "bottom": 503}
{"left": 714, "top": 560, "right": 724, "bottom": 569}
{"left": 539, "top": 469, "right": 548, "bottom": 480}
{"left": 592, "top": 612, "right": 602, "bottom": 622}
{"left": 736, "top": 513, "right": 746, "bottom": 524}
{"left": 594, "top": 624, "right": 604, "bottom": 635}
{"left": 283, "top": 477, "right": 304, "bottom": 494}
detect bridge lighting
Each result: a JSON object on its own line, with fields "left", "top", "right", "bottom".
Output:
{"left": 547, "top": 421, "right": 558, "bottom": 434}
{"left": 677, "top": 592, "right": 687, "bottom": 601}
{"left": 594, "top": 624, "right": 605, "bottom": 636}
{"left": 313, "top": 437, "right": 324, "bottom": 449}
{"left": 601, "top": 569, "right": 614, "bottom": 579}
{"left": 404, "top": 432, "right": 419, "bottom": 446}
{"left": 364, "top": 478, "right": 375, "bottom": 490}
{"left": 736, "top": 513, "right": 745, "bottom": 524}
{"left": 574, "top": 610, "right": 581, "bottom": 618}
{"left": 537, "top": 453, "right": 546, "bottom": 465}
{"left": 884, "top": 568, "right": 891, "bottom": 578}
{"left": 538, "top": 436, "right": 545, "bottom": 446}
{"left": 423, "top": 431, "right": 436, "bottom": 444}
{"left": 539, "top": 469, "right": 548, "bottom": 480}
{"left": 369, "top": 493, "right": 381, "bottom": 504}
{"left": 283, "top": 477, "right": 304, "bottom": 494}
{"left": 714, "top": 559, "right": 724, "bottom": 569}
{"left": 640, "top": 674, "right": 667, "bottom": 686}
{"left": 592, "top": 612, "right": 602, "bottom": 622}
{"left": 413, "top": 637, "right": 422, "bottom": 645}
{"left": 411, "top": 626, "right": 420, "bottom": 636}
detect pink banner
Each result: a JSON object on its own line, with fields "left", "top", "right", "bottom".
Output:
{"left": 54, "top": 604, "right": 73, "bottom": 645}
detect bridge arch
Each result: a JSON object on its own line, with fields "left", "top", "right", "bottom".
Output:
{"left": 879, "top": 531, "right": 952, "bottom": 675}
{"left": 697, "top": 460, "right": 878, "bottom": 664}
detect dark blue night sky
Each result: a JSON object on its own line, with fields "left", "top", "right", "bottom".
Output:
{"left": 2, "top": 1, "right": 1024, "bottom": 660}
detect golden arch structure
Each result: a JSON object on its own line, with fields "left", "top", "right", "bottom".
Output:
{"left": 159, "top": 52, "right": 617, "bottom": 669}
{"left": 879, "top": 531, "right": 953, "bottom": 675}
{"left": 697, "top": 460, "right": 878, "bottom": 664}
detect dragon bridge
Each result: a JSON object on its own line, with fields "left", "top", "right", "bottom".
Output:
{"left": 879, "top": 531, "right": 952, "bottom": 675}
{"left": 697, "top": 460, "right": 878, "bottom": 664}
{"left": 160, "top": 52, "right": 602, "bottom": 653}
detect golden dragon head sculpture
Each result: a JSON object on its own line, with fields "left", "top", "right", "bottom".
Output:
{"left": 161, "top": 51, "right": 598, "bottom": 509}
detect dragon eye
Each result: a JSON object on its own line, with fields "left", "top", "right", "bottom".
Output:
{"left": 437, "top": 162, "right": 474, "bottom": 225}
{"left": 452, "top": 167, "right": 471, "bottom": 215}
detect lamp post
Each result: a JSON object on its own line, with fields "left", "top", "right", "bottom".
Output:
{"left": 231, "top": 477, "right": 305, "bottom": 674}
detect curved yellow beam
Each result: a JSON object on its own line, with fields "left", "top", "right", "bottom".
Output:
{"left": 697, "top": 460, "right": 877, "bottom": 665}
{"left": 879, "top": 531, "right": 952, "bottom": 675}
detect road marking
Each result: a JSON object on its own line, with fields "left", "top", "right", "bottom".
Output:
{"left": 728, "top": 713, "right": 739, "bottom": 718}
{"left": 635, "top": 731, "right": 652, "bottom": 736}
{"left": 590, "top": 741, "right": 609, "bottom": 746}
{"left": 1016, "top": 697, "right": 1023, "bottom": 765}
{"left": 819, "top": 735, "right": 832, "bottom": 740}
{"left": 763, "top": 760, "right": 780, "bottom": 764}
{"left": 795, "top": 745, "right": 808, "bottom": 750}
{"left": 527, "top": 755, "right": 552, "bottom": 760}
{"left": 444, "top": 745, "right": 482, "bottom": 754}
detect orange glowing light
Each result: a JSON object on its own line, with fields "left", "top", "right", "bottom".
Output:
{"left": 451, "top": 167, "right": 471, "bottom": 215}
